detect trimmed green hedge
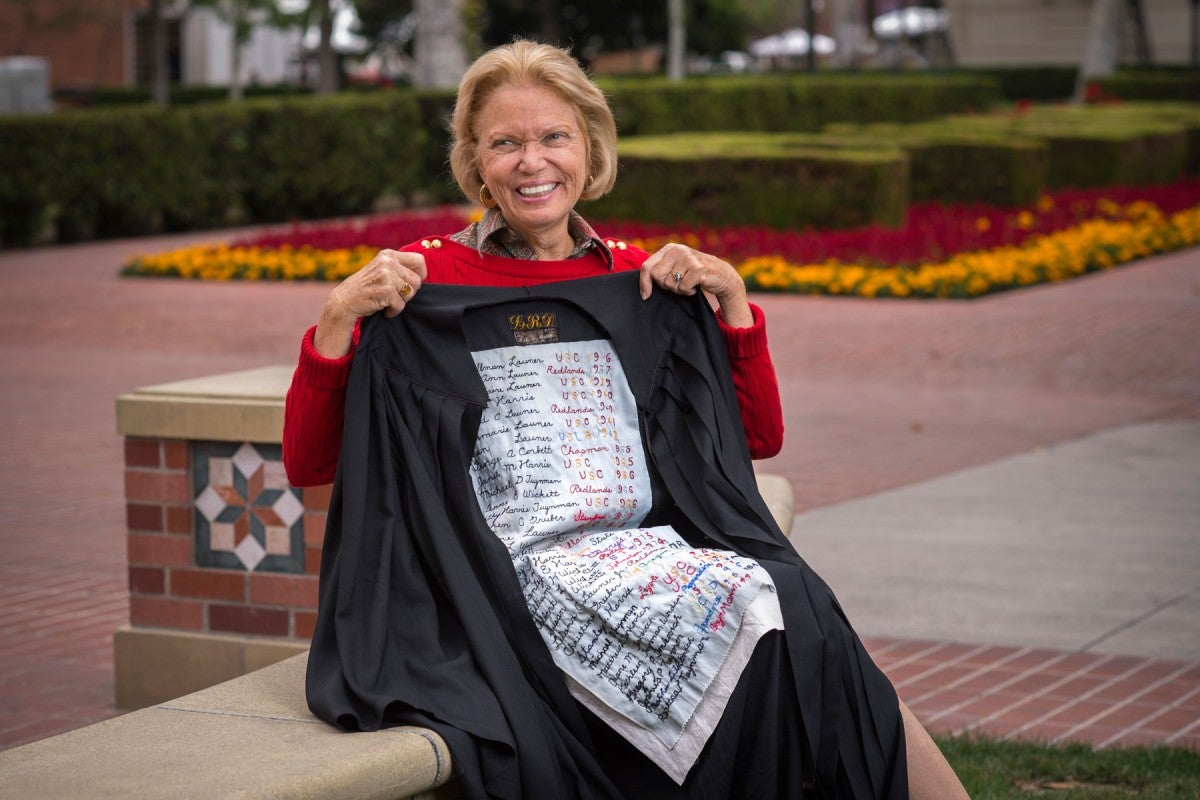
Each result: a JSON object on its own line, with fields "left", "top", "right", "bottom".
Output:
{"left": 905, "top": 137, "right": 1047, "bottom": 205}
{"left": 1131, "top": 103, "right": 1200, "bottom": 176}
{"left": 1097, "top": 71, "right": 1200, "bottom": 103}
{"left": 926, "top": 66, "right": 1199, "bottom": 104}
{"left": 586, "top": 133, "right": 908, "bottom": 230}
{"left": 821, "top": 123, "right": 1048, "bottom": 206}
{"left": 4, "top": 70, "right": 1194, "bottom": 246}
{"left": 0, "top": 92, "right": 424, "bottom": 246}
{"left": 235, "top": 94, "right": 423, "bottom": 221}
{"left": 0, "top": 107, "right": 234, "bottom": 244}
{"left": 938, "top": 107, "right": 1193, "bottom": 189}
{"left": 2, "top": 72, "right": 1005, "bottom": 244}
{"left": 412, "top": 89, "right": 460, "bottom": 204}
{"left": 1039, "top": 128, "right": 1187, "bottom": 188}
{"left": 968, "top": 66, "right": 1078, "bottom": 102}
{"left": 599, "top": 73, "right": 1000, "bottom": 135}
{"left": 55, "top": 84, "right": 315, "bottom": 109}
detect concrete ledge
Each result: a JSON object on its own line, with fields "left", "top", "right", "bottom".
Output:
{"left": 115, "top": 626, "right": 309, "bottom": 710}
{"left": 115, "top": 365, "right": 292, "bottom": 443}
{"left": 0, "top": 652, "right": 458, "bottom": 800}
{"left": 755, "top": 471, "right": 795, "bottom": 536}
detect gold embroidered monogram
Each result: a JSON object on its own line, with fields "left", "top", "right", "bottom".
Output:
{"left": 509, "top": 312, "right": 559, "bottom": 344}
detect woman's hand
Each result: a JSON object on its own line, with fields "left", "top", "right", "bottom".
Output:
{"left": 639, "top": 243, "right": 754, "bottom": 328}
{"left": 314, "top": 249, "right": 428, "bottom": 358}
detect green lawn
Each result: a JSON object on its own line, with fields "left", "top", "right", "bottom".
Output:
{"left": 940, "top": 736, "right": 1200, "bottom": 799}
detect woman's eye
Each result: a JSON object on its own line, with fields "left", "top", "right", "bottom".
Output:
{"left": 491, "top": 139, "right": 519, "bottom": 154}
{"left": 544, "top": 132, "right": 568, "bottom": 145}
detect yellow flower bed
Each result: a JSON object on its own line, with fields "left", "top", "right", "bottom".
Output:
{"left": 123, "top": 244, "right": 378, "bottom": 282}
{"left": 124, "top": 202, "right": 1200, "bottom": 299}
{"left": 736, "top": 204, "right": 1200, "bottom": 299}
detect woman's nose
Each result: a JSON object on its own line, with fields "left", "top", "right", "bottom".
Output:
{"left": 517, "top": 141, "right": 548, "bottom": 168}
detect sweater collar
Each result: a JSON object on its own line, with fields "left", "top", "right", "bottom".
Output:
{"left": 450, "top": 208, "right": 614, "bottom": 270}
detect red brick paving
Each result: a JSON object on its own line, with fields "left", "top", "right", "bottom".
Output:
{"left": 1, "top": 231, "right": 1197, "bottom": 752}
{"left": 866, "top": 637, "right": 1200, "bottom": 750}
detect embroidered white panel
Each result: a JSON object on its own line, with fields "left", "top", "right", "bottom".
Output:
{"left": 470, "top": 339, "right": 781, "bottom": 783}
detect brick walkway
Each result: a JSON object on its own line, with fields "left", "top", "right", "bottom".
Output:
{"left": 869, "top": 638, "right": 1200, "bottom": 750}
{"left": 0, "top": 231, "right": 1197, "bottom": 752}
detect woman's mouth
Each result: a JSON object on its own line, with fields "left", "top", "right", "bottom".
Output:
{"left": 517, "top": 183, "right": 557, "bottom": 198}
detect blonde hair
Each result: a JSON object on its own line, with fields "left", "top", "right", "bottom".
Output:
{"left": 449, "top": 40, "right": 618, "bottom": 203}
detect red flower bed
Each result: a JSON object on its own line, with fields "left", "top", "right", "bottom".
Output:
{"left": 595, "top": 179, "right": 1200, "bottom": 266}
{"left": 232, "top": 207, "right": 472, "bottom": 250}
{"left": 229, "top": 179, "right": 1200, "bottom": 268}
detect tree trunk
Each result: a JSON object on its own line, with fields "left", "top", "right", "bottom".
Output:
{"left": 1074, "top": 0, "right": 1121, "bottom": 103}
{"left": 150, "top": 0, "right": 170, "bottom": 107}
{"left": 228, "top": 0, "right": 245, "bottom": 101}
{"left": 1192, "top": 0, "right": 1199, "bottom": 68}
{"left": 315, "top": 0, "right": 338, "bottom": 94}
{"left": 414, "top": 0, "right": 466, "bottom": 90}
{"left": 805, "top": 0, "right": 817, "bottom": 72}
{"left": 829, "top": 0, "right": 862, "bottom": 69}
{"left": 666, "top": 0, "right": 685, "bottom": 81}
{"left": 538, "top": 0, "right": 560, "bottom": 45}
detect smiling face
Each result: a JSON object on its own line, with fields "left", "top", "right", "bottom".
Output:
{"left": 474, "top": 83, "right": 590, "bottom": 258}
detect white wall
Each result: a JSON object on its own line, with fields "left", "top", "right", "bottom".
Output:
{"left": 944, "top": 0, "right": 1195, "bottom": 66}
{"left": 181, "top": 6, "right": 302, "bottom": 87}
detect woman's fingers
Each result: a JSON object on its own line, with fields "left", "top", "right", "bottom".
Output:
{"left": 339, "top": 249, "right": 428, "bottom": 318}
{"left": 376, "top": 251, "right": 427, "bottom": 317}
{"left": 314, "top": 250, "right": 427, "bottom": 358}
{"left": 640, "top": 243, "right": 734, "bottom": 299}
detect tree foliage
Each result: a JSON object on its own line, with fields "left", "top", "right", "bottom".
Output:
{"left": 352, "top": 0, "right": 414, "bottom": 49}
{"left": 476, "top": 0, "right": 746, "bottom": 58}
{"left": 347, "top": 0, "right": 748, "bottom": 66}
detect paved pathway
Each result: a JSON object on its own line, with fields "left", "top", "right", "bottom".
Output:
{"left": 0, "top": 230, "right": 1197, "bottom": 752}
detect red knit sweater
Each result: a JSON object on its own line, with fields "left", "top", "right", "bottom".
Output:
{"left": 283, "top": 236, "right": 784, "bottom": 487}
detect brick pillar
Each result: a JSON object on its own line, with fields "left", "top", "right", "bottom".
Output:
{"left": 114, "top": 366, "right": 323, "bottom": 709}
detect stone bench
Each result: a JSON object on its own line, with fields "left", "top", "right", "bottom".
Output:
{"left": 0, "top": 471, "right": 794, "bottom": 799}
{"left": 0, "top": 652, "right": 456, "bottom": 800}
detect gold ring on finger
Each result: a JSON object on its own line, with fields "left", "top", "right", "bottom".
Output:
{"left": 673, "top": 271, "right": 683, "bottom": 284}
{"left": 399, "top": 283, "right": 413, "bottom": 299}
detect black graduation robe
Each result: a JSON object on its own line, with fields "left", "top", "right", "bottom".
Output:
{"left": 306, "top": 272, "right": 907, "bottom": 800}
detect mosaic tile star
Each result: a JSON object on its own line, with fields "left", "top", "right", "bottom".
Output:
{"left": 192, "top": 442, "right": 305, "bottom": 573}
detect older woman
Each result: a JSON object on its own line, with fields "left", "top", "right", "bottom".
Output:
{"left": 287, "top": 40, "right": 967, "bottom": 800}
{"left": 284, "top": 47, "right": 782, "bottom": 486}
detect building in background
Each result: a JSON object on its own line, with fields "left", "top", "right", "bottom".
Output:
{"left": 939, "top": 0, "right": 1192, "bottom": 66}
{"left": 1, "top": 0, "right": 1196, "bottom": 99}
{"left": 0, "top": 0, "right": 346, "bottom": 96}
{"left": 0, "top": 0, "right": 141, "bottom": 92}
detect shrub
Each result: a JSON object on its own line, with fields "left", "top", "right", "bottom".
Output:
{"left": 411, "top": 89, "right": 460, "bottom": 203}
{"left": 964, "top": 66, "right": 1078, "bottom": 102}
{"left": 1097, "top": 70, "right": 1200, "bottom": 102}
{"left": 0, "top": 106, "right": 241, "bottom": 243}
{"left": 822, "top": 122, "right": 1048, "bottom": 206}
{"left": 586, "top": 133, "right": 909, "bottom": 230}
{"left": 598, "top": 73, "right": 1000, "bottom": 135}
{"left": 0, "top": 91, "right": 424, "bottom": 246}
{"left": 237, "top": 92, "right": 423, "bottom": 222}
{"left": 55, "top": 84, "right": 314, "bottom": 109}
{"left": 939, "top": 107, "right": 1191, "bottom": 189}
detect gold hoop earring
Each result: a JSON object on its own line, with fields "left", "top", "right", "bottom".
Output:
{"left": 479, "top": 184, "right": 496, "bottom": 208}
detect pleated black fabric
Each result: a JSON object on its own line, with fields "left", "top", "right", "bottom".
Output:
{"left": 306, "top": 273, "right": 908, "bottom": 800}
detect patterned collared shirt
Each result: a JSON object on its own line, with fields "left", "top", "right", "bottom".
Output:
{"left": 449, "top": 208, "right": 614, "bottom": 269}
